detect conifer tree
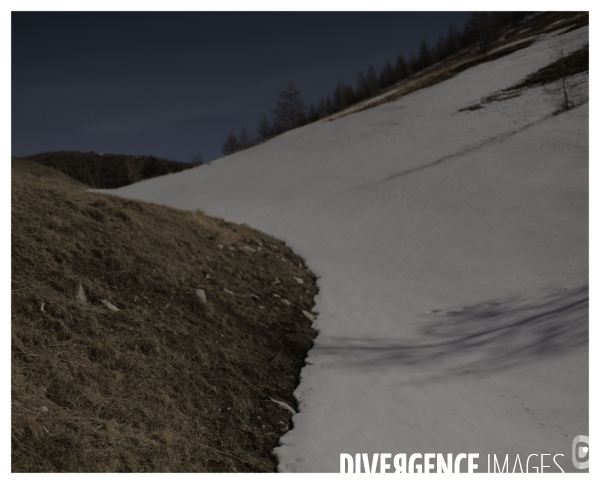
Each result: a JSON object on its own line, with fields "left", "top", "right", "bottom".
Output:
{"left": 378, "top": 60, "right": 396, "bottom": 90}
{"left": 435, "top": 34, "right": 447, "bottom": 63}
{"left": 408, "top": 53, "right": 419, "bottom": 75}
{"left": 366, "top": 66, "right": 380, "bottom": 97}
{"left": 307, "top": 103, "right": 320, "bottom": 123}
{"left": 418, "top": 39, "right": 435, "bottom": 70}
{"left": 191, "top": 152, "right": 204, "bottom": 164}
{"left": 355, "top": 70, "right": 368, "bottom": 101}
{"left": 395, "top": 54, "right": 410, "bottom": 81}
{"left": 239, "top": 124, "right": 251, "bottom": 149}
{"left": 444, "top": 24, "right": 462, "bottom": 58}
{"left": 222, "top": 132, "right": 240, "bottom": 156}
{"left": 333, "top": 82, "right": 355, "bottom": 112}
{"left": 317, "top": 97, "right": 331, "bottom": 118}
{"left": 271, "top": 81, "right": 307, "bottom": 133}
{"left": 256, "top": 114, "right": 272, "bottom": 141}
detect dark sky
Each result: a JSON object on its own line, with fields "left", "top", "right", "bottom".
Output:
{"left": 12, "top": 11, "right": 472, "bottom": 162}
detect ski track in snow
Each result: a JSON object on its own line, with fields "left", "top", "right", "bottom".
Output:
{"left": 106, "top": 26, "right": 588, "bottom": 472}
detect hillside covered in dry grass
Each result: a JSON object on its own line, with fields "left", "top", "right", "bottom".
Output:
{"left": 11, "top": 158, "right": 317, "bottom": 472}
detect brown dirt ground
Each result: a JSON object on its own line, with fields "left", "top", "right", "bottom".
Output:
{"left": 24, "top": 151, "right": 200, "bottom": 189}
{"left": 11, "top": 157, "right": 318, "bottom": 472}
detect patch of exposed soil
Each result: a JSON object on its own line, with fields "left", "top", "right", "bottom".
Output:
{"left": 11, "top": 158, "right": 318, "bottom": 472}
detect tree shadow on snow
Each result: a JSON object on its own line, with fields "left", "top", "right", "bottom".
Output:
{"left": 318, "top": 285, "right": 588, "bottom": 380}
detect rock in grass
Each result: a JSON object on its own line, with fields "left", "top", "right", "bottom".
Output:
{"left": 196, "top": 289, "right": 207, "bottom": 304}
{"left": 293, "top": 277, "right": 304, "bottom": 284}
{"left": 269, "top": 397, "right": 296, "bottom": 415}
{"left": 76, "top": 284, "right": 88, "bottom": 304}
{"left": 302, "top": 310, "right": 315, "bottom": 322}
{"left": 101, "top": 299, "right": 120, "bottom": 311}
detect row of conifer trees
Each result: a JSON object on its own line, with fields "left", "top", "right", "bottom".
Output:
{"left": 222, "top": 11, "right": 532, "bottom": 156}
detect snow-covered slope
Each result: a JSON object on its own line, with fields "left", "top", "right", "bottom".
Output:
{"left": 108, "top": 26, "right": 588, "bottom": 472}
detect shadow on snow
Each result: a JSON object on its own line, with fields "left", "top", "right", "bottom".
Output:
{"left": 316, "top": 285, "right": 588, "bottom": 381}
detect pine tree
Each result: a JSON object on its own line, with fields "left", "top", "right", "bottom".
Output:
{"left": 395, "top": 54, "right": 410, "bottom": 81}
{"left": 307, "top": 103, "right": 320, "bottom": 123}
{"left": 356, "top": 70, "right": 368, "bottom": 101}
{"left": 317, "top": 97, "right": 331, "bottom": 118}
{"left": 333, "top": 82, "right": 355, "bottom": 112}
{"left": 460, "top": 13, "right": 480, "bottom": 50}
{"left": 444, "top": 24, "right": 462, "bottom": 58}
{"left": 366, "top": 66, "right": 380, "bottom": 97}
{"left": 256, "top": 114, "right": 272, "bottom": 141}
{"left": 239, "top": 124, "right": 251, "bottom": 149}
{"left": 191, "top": 152, "right": 204, "bottom": 164}
{"left": 378, "top": 60, "right": 396, "bottom": 90}
{"left": 435, "top": 34, "right": 447, "bottom": 63}
{"left": 475, "top": 12, "right": 492, "bottom": 54}
{"left": 222, "top": 132, "right": 240, "bottom": 156}
{"left": 271, "top": 81, "right": 307, "bottom": 133}
{"left": 418, "top": 39, "right": 435, "bottom": 70}
{"left": 461, "top": 12, "right": 495, "bottom": 54}
{"left": 408, "top": 53, "right": 419, "bottom": 74}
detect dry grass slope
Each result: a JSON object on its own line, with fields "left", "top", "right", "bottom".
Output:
{"left": 11, "top": 158, "right": 318, "bottom": 472}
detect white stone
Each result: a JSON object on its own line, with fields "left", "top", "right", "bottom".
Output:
{"left": 302, "top": 310, "right": 315, "bottom": 321}
{"left": 76, "top": 284, "right": 88, "bottom": 304}
{"left": 101, "top": 300, "right": 120, "bottom": 311}
{"left": 196, "top": 289, "right": 207, "bottom": 304}
{"left": 269, "top": 397, "right": 296, "bottom": 415}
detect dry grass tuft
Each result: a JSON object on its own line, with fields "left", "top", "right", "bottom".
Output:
{"left": 12, "top": 158, "right": 318, "bottom": 472}
{"left": 184, "top": 211, "right": 241, "bottom": 246}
